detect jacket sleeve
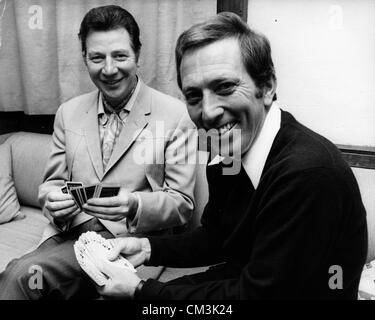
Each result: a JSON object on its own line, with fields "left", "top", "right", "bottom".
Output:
{"left": 137, "top": 167, "right": 367, "bottom": 299}
{"left": 37, "top": 104, "right": 71, "bottom": 231}
{"left": 127, "top": 112, "right": 198, "bottom": 234}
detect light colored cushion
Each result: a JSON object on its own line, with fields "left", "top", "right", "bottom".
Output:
{"left": 6, "top": 132, "right": 52, "bottom": 208}
{"left": 136, "top": 265, "right": 165, "bottom": 280}
{"left": 0, "top": 206, "right": 49, "bottom": 272}
{"left": 0, "top": 143, "right": 25, "bottom": 224}
{"left": 0, "top": 133, "right": 12, "bottom": 145}
{"left": 158, "top": 266, "right": 209, "bottom": 282}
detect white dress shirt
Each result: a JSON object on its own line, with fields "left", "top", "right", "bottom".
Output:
{"left": 209, "top": 102, "right": 281, "bottom": 189}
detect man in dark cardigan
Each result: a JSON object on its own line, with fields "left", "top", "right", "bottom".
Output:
{"left": 93, "top": 12, "right": 368, "bottom": 300}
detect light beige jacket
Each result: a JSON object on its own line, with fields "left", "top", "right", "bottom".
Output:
{"left": 38, "top": 80, "right": 197, "bottom": 243}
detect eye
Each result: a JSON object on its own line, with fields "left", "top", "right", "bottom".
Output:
{"left": 114, "top": 54, "right": 129, "bottom": 61}
{"left": 184, "top": 91, "right": 202, "bottom": 106}
{"left": 88, "top": 56, "right": 104, "bottom": 64}
{"left": 215, "top": 82, "right": 237, "bottom": 96}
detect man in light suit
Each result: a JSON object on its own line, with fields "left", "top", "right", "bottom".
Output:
{"left": 0, "top": 5, "right": 197, "bottom": 299}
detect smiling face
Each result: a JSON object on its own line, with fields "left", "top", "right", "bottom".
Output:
{"left": 180, "top": 37, "right": 274, "bottom": 158}
{"left": 85, "top": 28, "right": 138, "bottom": 107}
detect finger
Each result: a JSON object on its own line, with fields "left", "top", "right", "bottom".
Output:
{"left": 53, "top": 207, "right": 80, "bottom": 221}
{"left": 83, "top": 205, "right": 128, "bottom": 220}
{"left": 48, "top": 192, "right": 74, "bottom": 202}
{"left": 95, "top": 282, "right": 111, "bottom": 297}
{"left": 86, "top": 196, "right": 123, "bottom": 207}
{"left": 95, "top": 284, "right": 105, "bottom": 295}
{"left": 65, "top": 208, "right": 81, "bottom": 219}
{"left": 96, "top": 259, "right": 118, "bottom": 279}
{"left": 96, "top": 280, "right": 114, "bottom": 297}
{"left": 82, "top": 210, "right": 122, "bottom": 221}
{"left": 49, "top": 204, "right": 77, "bottom": 218}
{"left": 108, "top": 238, "right": 128, "bottom": 261}
{"left": 46, "top": 199, "right": 76, "bottom": 212}
{"left": 83, "top": 204, "right": 119, "bottom": 214}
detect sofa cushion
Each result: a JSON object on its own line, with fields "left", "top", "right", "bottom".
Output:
{"left": 157, "top": 266, "right": 209, "bottom": 282}
{"left": 0, "top": 143, "right": 25, "bottom": 224}
{"left": 0, "top": 206, "right": 49, "bottom": 272}
{"left": 0, "top": 133, "right": 13, "bottom": 145}
{"left": 6, "top": 132, "right": 52, "bottom": 208}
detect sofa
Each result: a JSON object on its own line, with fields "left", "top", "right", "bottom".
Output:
{"left": 0, "top": 131, "right": 374, "bottom": 296}
{"left": 0, "top": 131, "right": 209, "bottom": 281}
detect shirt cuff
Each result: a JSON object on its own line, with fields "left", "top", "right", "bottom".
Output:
{"left": 126, "top": 193, "right": 142, "bottom": 233}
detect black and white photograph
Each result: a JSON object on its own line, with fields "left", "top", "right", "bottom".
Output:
{"left": 0, "top": 0, "right": 374, "bottom": 309}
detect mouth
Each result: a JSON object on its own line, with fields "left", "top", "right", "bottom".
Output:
{"left": 217, "top": 122, "right": 237, "bottom": 135}
{"left": 102, "top": 78, "right": 123, "bottom": 86}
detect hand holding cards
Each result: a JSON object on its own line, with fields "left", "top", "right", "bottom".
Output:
{"left": 74, "top": 231, "right": 137, "bottom": 286}
{"left": 61, "top": 182, "right": 120, "bottom": 210}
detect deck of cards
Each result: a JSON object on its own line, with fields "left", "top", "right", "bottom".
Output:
{"left": 61, "top": 182, "right": 120, "bottom": 210}
{"left": 74, "top": 231, "right": 137, "bottom": 286}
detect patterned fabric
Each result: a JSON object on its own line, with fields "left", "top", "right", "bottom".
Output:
{"left": 100, "top": 100, "right": 129, "bottom": 171}
{"left": 98, "top": 79, "right": 140, "bottom": 170}
{"left": 101, "top": 113, "right": 121, "bottom": 170}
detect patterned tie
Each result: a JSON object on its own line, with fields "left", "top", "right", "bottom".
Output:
{"left": 102, "top": 112, "right": 122, "bottom": 170}
{"left": 100, "top": 79, "right": 137, "bottom": 170}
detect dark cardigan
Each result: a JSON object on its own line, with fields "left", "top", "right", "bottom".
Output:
{"left": 141, "top": 110, "right": 367, "bottom": 300}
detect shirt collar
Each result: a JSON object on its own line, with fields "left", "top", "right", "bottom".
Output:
{"left": 208, "top": 102, "right": 281, "bottom": 189}
{"left": 97, "top": 76, "right": 141, "bottom": 121}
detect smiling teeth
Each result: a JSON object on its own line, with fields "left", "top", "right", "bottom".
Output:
{"left": 104, "top": 79, "right": 121, "bottom": 85}
{"left": 218, "top": 122, "right": 236, "bottom": 135}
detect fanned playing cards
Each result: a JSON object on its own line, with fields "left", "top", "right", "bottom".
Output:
{"left": 62, "top": 182, "right": 120, "bottom": 210}
{"left": 74, "top": 231, "right": 136, "bottom": 286}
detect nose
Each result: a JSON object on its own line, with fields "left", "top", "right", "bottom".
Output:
{"left": 102, "top": 57, "right": 118, "bottom": 76}
{"left": 201, "top": 91, "right": 224, "bottom": 127}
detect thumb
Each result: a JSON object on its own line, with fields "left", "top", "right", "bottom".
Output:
{"left": 107, "top": 239, "right": 127, "bottom": 261}
{"left": 97, "top": 258, "right": 114, "bottom": 279}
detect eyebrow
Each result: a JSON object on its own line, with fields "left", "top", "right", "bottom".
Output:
{"left": 182, "top": 77, "right": 239, "bottom": 93}
{"left": 87, "top": 49, "right": 131, "bottom": 56}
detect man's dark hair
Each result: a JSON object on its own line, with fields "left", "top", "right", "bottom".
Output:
{"left": 78, "top": 5, "right": 142, "bottom": 60}
{"left": 175, "top": 12, "right": 276, "bottom": 100}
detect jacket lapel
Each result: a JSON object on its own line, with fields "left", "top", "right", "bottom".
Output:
{"left": 104, "top": 81, "right": 151, "bottom": 175}
{"left": 83, "top": 91, "right": 104, "bottom": 180}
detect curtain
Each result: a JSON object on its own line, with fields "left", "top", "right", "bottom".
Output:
{"left": 0, "top": 0, "right": 216, "bottom": 114}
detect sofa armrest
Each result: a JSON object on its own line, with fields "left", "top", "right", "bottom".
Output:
{"left": 0, "top": 133, "right": 13, "bottom": 145}
{"left": 5, "top": 132, "right": 52, "bottom": 208}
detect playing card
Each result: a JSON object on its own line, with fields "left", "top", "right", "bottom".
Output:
{"left": 70, "top": 188, "right": 83, "bottom": 209}
{"left": 61, "top": 186, "right": 68, "bottom": 194}
{"left": 79, "top": 187, "right": 87, "bottom": 204}
{"left": 66, "top": 181, "right": 83, "bottom": 192}
{"left": 106, "top": 240, "right": 137, "bottom": 272}
{"left": 99, "top": 186, "right": 120, "bottom": 198}
{"left": 94, "top": 185, "right": 102, "bottom": 198}
{"left": 85, "top": 232, "right": 136, "bottom": 272}
{"left": 64, "top": 181, "right": 84, "bottom": 207}
{"left": 85, "top": 185, "right": 96, "bottom": 200}
{"left": 74, "top": 231, "right": 137, "bottom": 286}
{"left": 74, "top": 242, "right": 108, "bottom": 286}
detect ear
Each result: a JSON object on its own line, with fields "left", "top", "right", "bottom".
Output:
{"left": 262, "top": 78, "right": 277, "bottom": 107}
